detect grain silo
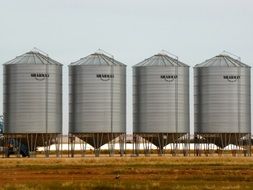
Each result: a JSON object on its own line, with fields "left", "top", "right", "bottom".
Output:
{"left": 194, "top": 53, "right": 251, "bottom": 156}
{"left": 133, "top": 51, "right": 190, "bottom": 155}
{"left": 3, "top": 50, "right": 62, "bottom": 157}
{"left": 69, "top": 50, "right": 126, "bottom": 156}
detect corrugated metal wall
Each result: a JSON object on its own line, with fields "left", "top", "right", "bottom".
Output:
{"left": 194, "top": 66, "right": 251, "bottom": 133}
{"left": 4, "top": 64, "right": 62, "bottom": 133}
{"left": 133, "top": 54, "right": 190, "bottom": 134}
{"left": 69, "top": 63, "right": 126, "bottom": 133}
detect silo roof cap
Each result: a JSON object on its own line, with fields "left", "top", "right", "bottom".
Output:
{"left": 195, "top": 53, "right": 250, "bottom": 68}
{"left": 133, "top": 51, "right": 189, "bottom": 67}
{"left": 4, "top": 49, "right": 62, "bottom": 65}
{"left": 70, "top": 50, "right": 126, "bottom": 66}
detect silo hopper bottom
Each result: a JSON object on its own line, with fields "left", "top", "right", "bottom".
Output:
{"left": 134, "top": 133, "right": 189, "bottom": 155}
{"left": 195, "top": 133, "right": 251, "bottom": 154}
{"left": 70, "top": 133, "right": 125, "bottom": 156}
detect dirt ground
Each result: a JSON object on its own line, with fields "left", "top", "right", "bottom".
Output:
{"left": 0, "top": 156, "right": 252, "bottom": 189}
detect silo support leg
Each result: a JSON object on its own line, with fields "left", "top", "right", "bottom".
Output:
{"left": 157, "top": 134, "right": 164, "bottom": 156}
{"left": 42, "top": 134, "right": 50, "bottom": 158}
{"left": 142, "top": 136, "right": 149, "bottom": 156}
{"left": 68, "top": 135, "right": 75, "bottom": 158}
{"left": 132, "top": 134, "right": 139, "bottom": 157}
{"left": 79, "top": 136, "right": 86, "bottom": 157}
{"left": 182, "top": 134, "right": 189, "bottom": 157}
{"left": 194, "top": 134, "right": 201, "bottom": 157}
{"left": 93, "top": 133, "right": 103, "bottom": 157}
{"left": 119, "top": 134, "right": 125, "bottom": 157}
{"left": 172, "top": 134, "right": 177, "bottom": 156}
{"left": 244, "top": 134, "right": 251, "bottom": 157}
{"left": 46, "top": 134, "right": 52, "bottom": 158}
{"left": 94, "top": 149, "right": 100, "bottom": 157}
{"left": 108, "top": 133, "right": 115, "bottom": 157}
{"left": 26, "top": 134, "right": 37, "bottom": 157}
{"left": 55, "top": 135, "right": 60, "bottom": 158}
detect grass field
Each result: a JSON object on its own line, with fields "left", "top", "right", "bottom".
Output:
{"left": 0, "top": 156, "right": 252, "bottom": 190}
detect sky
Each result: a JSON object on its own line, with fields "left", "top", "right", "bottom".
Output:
{"left": 0, "top": 0, "right": 253, "bottom": 134}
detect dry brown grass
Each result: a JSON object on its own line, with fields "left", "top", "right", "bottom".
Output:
{"left": 0, "top": 157, "right": 252, "bottom": 189}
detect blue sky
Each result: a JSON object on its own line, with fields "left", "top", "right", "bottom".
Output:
{"left": 0, "top": 0, "right": 253, "bottom": 134}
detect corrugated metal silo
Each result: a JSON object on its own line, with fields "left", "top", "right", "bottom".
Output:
{"left": 194, "top": 53, "right": 251, "bottom": 155}
{"left": 3, "top": 50, "right": 62, "bottom": 156}
{"left": 133, "top": 52, "right": 190, "bottom": 155}
{"left": 69, "top": 50, "right": 126, "bottom": 156}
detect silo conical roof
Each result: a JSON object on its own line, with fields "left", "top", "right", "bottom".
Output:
{"left": 70, "top": 52, "right": 126, "bottom": 66}
{"left": 133, "top": 53, "right": 189, "bottom": 67}
{"left": 4, "top": 51, "right": 62, "bottom": 65}
{"left": 195, "top": 54, "right": 250, "bottom": 68}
